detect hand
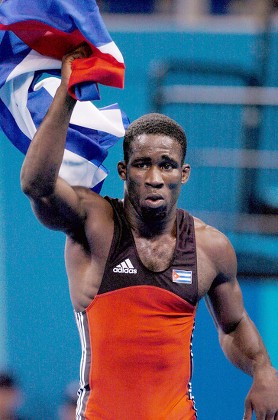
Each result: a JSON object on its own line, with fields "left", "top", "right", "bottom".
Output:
{"left": 243, "top": 367, "right": 278, "bottom": 419}
{"left": 61, "top": 42, "right": 92, "bottom": 87}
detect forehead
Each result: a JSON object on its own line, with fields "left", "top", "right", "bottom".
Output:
{"left": 130, "top": 133, "right": 182, "bottom": 159}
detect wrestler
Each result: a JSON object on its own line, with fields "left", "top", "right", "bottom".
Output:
{"left": 20, "top": 46, "right": 278, "bottom": 419}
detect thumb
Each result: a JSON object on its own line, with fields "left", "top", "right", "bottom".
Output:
{"left": 243, "top": 399, "right": 253, "bottom": 420}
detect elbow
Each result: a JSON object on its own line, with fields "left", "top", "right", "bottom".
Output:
{"left": 20, "top": 179, "right": 38, "bottom": 198}
{"left": 20, "top": 170, "right": 32, "bottom": 196}
{"left": 218, "top": 311, "right": 247, "bottom": 350}
{"left": 20, "top": 168, "right": 54, "bottom": 199}
{"left": 20, "top": 166, "right": 35, "bottom": 197}
{"left": 220, "top": 318, "right": 242, "bottom": 336}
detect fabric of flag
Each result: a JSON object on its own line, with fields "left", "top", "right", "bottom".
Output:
{"left": 0, "top": 1, "right": 129, "bottom": 192}
{"left": 172, "top": 270, "right": 192, "bottom": 284}
{"left": 0, "top": 0, "right": 125, "bottom": 101}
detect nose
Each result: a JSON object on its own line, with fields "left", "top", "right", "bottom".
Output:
{"left": 145, "top": 166, "right": 164, "bottom": 188}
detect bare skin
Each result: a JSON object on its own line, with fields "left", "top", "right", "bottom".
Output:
{"left": 20, "top": 46, "right": 278, "bottom": 420}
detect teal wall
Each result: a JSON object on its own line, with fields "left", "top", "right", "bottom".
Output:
{"left": 0, "top": 135, "right": 7, "bottom": 367}
{"left": 0, "top": 25, "right": 277, "bottom": 419}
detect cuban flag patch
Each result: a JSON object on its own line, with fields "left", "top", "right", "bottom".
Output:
{"left": 172, "top": 270, "right": 192, "bottom": 284}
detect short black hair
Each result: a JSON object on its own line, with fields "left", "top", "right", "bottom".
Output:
{"left": 123, "top": 113, "right": 187, "bottom": 163}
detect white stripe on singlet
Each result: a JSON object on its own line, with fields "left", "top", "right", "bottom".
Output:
{"left": 75, "top": 311, "right": 90, "bottom": 419}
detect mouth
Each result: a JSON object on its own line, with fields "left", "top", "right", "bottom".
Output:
{"left": 144, "top": 194, "right": 164, "bottom": 206}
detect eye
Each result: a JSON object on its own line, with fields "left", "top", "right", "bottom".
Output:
{"left": 132, "top": 157, "right": 153, "bottom": 169}
{"left": 161, "top": 162, "right": 174, "bottom": 170}
{"left": 133, "top": 161, "right": 150, "bottom": 169}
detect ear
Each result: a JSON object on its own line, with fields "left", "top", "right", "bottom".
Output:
{"left": 181, "top": 164, "right": 190, "bottom": 184}
{"left": 117, "top": 161, "right": 127, "bottom": 181}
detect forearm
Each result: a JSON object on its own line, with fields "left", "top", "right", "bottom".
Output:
{"left": 20, "top": 83, "right": 76, "bottom": 198}
{"left": 222, "top": 312, "right": 278, "bottom": 418}
{"left": 219, "top": 311, "right": 274, "bottom": 377}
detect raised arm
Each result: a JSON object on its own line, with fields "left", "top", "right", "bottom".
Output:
{"left": 20, "top": 44, "right": 97, "bottom": 234}
{"left": 205, "top": 232, "right": 278, "bottom": 420}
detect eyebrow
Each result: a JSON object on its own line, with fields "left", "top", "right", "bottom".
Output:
{"left": 161, "top": 155, "right": 179, "bottom": 166}
{"left": 132, "top": 155, "right": 179, "bottom": 166}
{"left": 161, "top": 155, "right": 177, "bottom": 161}
{"left": 132, "top": 157, "right": 151, "bottom": 163}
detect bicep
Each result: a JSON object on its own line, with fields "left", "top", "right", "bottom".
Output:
{"left": 205, "top": 236, "right": 245, "bottom": 334}
{"left": 206, "top": 277, "right": 245, "bottom": 334}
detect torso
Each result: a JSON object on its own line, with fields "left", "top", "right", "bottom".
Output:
{"left": 74, "top": 197, "right": 199, "bottom": 419}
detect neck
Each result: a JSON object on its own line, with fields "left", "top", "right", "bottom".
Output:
{"left": 123, "top": 199, "right": 177, "bottom": 238}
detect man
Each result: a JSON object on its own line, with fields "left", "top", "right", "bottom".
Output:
{"left": 20, "top": 46, "right": 278, "bottom": 419}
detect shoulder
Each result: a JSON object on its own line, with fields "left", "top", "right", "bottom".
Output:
{"left": 73, "top": 188, "right": 114, "bottom": 218}
{"left": 194, "top": 216, "right": 235, "bottom": 254}
{"left": 193, "top": 216, "right": 237, "bottom": 283}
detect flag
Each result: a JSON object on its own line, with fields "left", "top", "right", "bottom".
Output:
{"left": 0, "top": 1, "right": 129, "bottom": 192}
{"left": 0, "top": 0, "right": 125, "bottom": 100}
{"left": 172, "top": 270, "right": 192, "bottom": 284}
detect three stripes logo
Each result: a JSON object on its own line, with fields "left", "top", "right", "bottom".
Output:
{"left": 113, "top": 258, "right": 138, "bottom": 274}
{"left": 172, "top": 269, "right": 192, "bottom": 284}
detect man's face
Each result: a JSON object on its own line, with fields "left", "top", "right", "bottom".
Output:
{"left": 118, "top": 133, "right": 190, "bottom": 221}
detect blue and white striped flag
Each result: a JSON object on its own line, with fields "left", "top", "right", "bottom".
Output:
{"left": 0, "top": 0, "right": 129, "bottom": 192}
{"left": 172, "top": 270, "right": 193, "bottom": 284}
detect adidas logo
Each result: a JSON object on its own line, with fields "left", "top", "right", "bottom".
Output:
{"left": 113, "top": 258, "right": 137, "bottom": 274}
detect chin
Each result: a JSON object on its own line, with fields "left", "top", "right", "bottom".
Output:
{"left": 141, "top": 205, "right": 167, "bottom": 221}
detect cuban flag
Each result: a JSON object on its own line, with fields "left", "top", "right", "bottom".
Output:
{"left": 0, "top": 0, "right": 129, "bottom": 192}
{"left": 172, "top": 270, "right": 192, "bottom": 284}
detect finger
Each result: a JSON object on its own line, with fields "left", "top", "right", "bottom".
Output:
{"left": 68, "top": 42, "right": 92, "bottom": 59}
{"left": 262, "top": 407, "right": 278, "bottom": 420}
{"left": 254, "top": 411, "right": 268, "bottom": 420}
{"left": 243, "top": 401, "right": 252, "bottom": 420}
{"left": 266, "top": 410, "right": 278, "bottom": 420}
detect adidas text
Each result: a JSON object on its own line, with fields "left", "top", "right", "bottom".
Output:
{"left": 113, "top": 258, "right": 137, "bottom": 274}
{"left": 113, "top": 267, "right": 137, "bottom": 274}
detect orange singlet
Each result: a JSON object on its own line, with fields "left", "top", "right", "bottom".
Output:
{"left": 75, "top": 198, "right": 198, "bottom": 419}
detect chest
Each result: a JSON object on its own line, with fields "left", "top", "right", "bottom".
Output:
{"left": 134, "top": 235, "right": 176, "bottom": 272}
